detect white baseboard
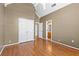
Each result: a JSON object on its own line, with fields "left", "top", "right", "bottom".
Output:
{"left": 4, "top": 40, "right": 34, "bottom": 47}
{"left": 0, "top": 42, "right": 20, "bottom": 55}
{"left": 1, "top": 38, "right": 79, "bottom": 55}
{"left": 0, "top": 40, "right": 34, "bottom": 55}
{"left": 42, "top": 38, "right": 79, "bottom": 51}
{"left": 4, "top": 42, "right": 20, "bottom": 47}
{"left": 52, "top": 40, "right": 79, "bottom": 51}
{"left": 0, "top": 46, "right": 5, "bottom": 55}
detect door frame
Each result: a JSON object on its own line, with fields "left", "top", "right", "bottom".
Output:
{"left": 46, "top": 20, "right": 52, "bottom": 41}
{"left": 34, "top": 22, "right": 39, "bottom": 39}
{"left": 39, "top": 22, "right": 43, "bottom": 38}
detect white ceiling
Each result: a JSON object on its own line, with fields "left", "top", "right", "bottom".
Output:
{"left": 4, "top": 3, "right": 12, "bottom": 7}
{"left": 5, "top": 3, "right": 71, "bottom": 18}
{"left": 33, "top": 3, "right": 71, "bottom": 18}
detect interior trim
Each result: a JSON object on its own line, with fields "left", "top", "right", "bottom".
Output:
{"left": 1, "top": 38, "right": 79, "bottom": 55}
{"left": 0, "top": 40, "right": 34, "bottom": 55}
{"left": 53, "top": 40, "right": 79, "bottom": 50}
{"left": 42, "top": 38, "right": 79, "bottom": 51}
{"left": 4, "top": 40, "right": 34, "bottom": 47}
{"left": 0, "top": 46, "right": 5, "bottom": 55}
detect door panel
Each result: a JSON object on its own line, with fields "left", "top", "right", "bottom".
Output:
{"left": 18, "top": 18, "right": 34, "bottom": 43}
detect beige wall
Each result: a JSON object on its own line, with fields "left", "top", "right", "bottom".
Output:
{"left": 4, "top": 3, "right": 35, "bottom": 45}
{"left": 40, "top": 3, "right": 79, "bottom": 48}
{"left": 0, "top": 4, "right": 4, "bottom": 51}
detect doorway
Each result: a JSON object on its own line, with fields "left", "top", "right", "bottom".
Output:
{"left": 39, "top": 23, "right": 43, "bottom": 39}
{"left": 35, "top": 22, "right": 38, "bottom": 39}
{"left": 46, "top": 20, "right": 52, "bottom": 41}
{"left": 18, "top": 18, "right": 34, "bottom": 43}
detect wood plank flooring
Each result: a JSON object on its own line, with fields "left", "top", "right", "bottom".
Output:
{"left": 1, "top": 38, "right": 79, "bottom": 56}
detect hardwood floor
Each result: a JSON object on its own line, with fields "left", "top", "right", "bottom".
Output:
{"left": 1, "top": 38, "right": 79, "bottom": 56}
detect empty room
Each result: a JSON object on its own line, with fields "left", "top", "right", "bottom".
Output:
{"left": 0, "top": 3, "right": 79, "bottom": 56}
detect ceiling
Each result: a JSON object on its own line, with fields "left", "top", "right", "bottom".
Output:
{"left": 33, "top": 3, "right": 71, "bottom": 18}
{"left": 5, "top": 3, "right": 71, "bottom": 18}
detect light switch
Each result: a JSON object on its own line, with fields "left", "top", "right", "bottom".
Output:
{"left": 72, "top": 40, "right": 74, "bottom": 43}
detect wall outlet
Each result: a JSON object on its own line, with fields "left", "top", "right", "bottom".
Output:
{"left": 72, "top": 40, "right": 74, "bottom": 43}
{"left": 9, "top": 40, "right": 11, "bottom": 43}
{"left": 58, "top": 40, "right": 61, "bottom": 41}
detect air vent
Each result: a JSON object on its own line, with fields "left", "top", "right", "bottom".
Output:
{"left": 51, "top": 3, "right": 56, "bottom": 7}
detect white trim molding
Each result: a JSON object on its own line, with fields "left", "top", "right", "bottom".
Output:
{"left": 0, "top": 46, "right": 5, "bottom": 55}
{"left": 52, "top": 40, "right": 79, "bottom": 51}
{"left": 42, "top": 38, "right": 79, "bottom": 50}
{"left": 0, "top": 39, "right": 79, "bottom": 55}
{"left": 4, "top": 40, "right": 34, "bottom": 47}
{"left": 0, "top": 40, "right": 34, "bottom": 55}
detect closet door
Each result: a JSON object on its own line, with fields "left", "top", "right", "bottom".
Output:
{"left": 18, "top": 18, "right": 34, "bottom": 43}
